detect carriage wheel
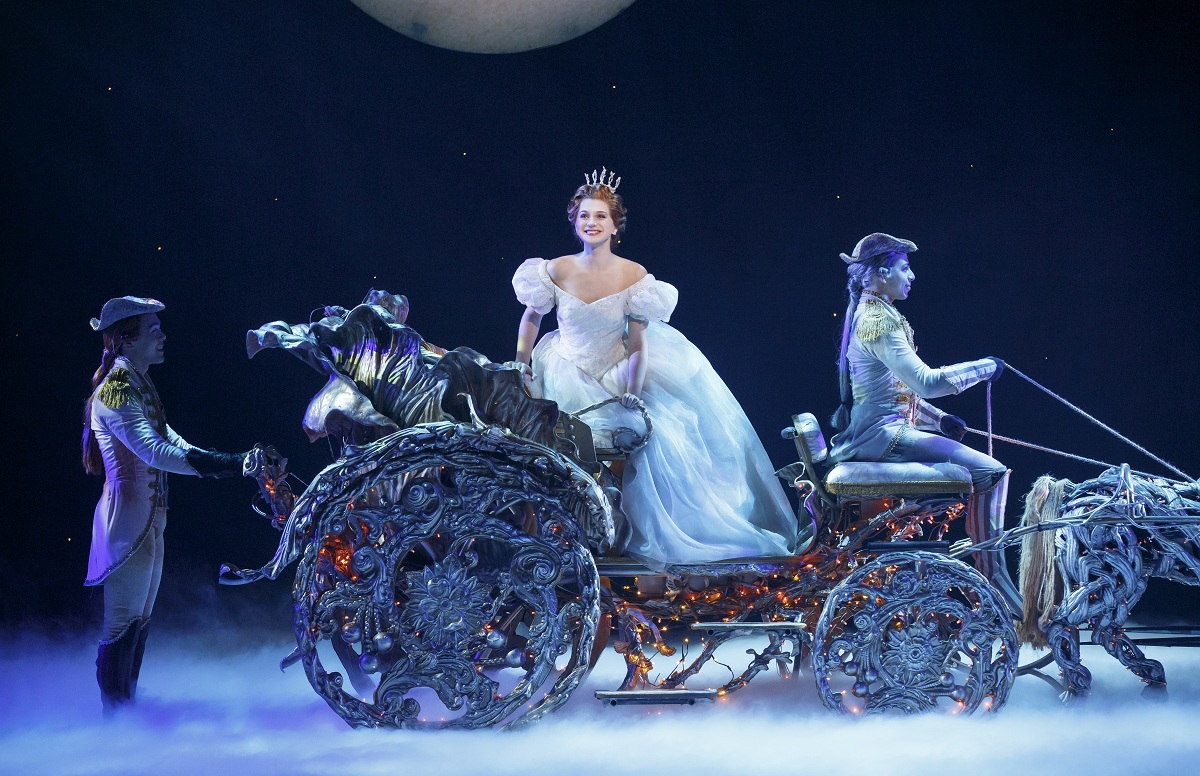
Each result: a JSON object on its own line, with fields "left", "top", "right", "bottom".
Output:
{"left": 290, "top": 422, "right": 606, "bottom": 729}
{"left": 812, "top": 550, "right": 1018, "bottom": 715}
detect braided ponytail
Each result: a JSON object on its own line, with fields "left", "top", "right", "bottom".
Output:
{"left": 830, "top": 253, "right": 904, "bottom": 432}
{"left": 82, "top": 316, "right": 144, "bottom": 475}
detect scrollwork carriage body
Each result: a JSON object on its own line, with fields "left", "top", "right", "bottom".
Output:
{"left": 290, "top": 423, "right": 606, "bottom": 729}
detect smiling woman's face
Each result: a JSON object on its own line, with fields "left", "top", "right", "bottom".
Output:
{"left": 574, "top": 197, "right": 618, "bottom": 247}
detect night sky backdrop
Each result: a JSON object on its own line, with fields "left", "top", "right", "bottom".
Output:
{"left": 2, "top": 0, "right": 1197, "bottom": 630}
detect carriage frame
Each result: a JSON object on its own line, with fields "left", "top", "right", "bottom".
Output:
{"left": 223, "top": 292, "right": 1199, "bottom": 729}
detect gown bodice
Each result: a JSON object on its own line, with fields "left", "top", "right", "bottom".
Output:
{"left": 512, "top": 257, "right": 678, "bottom": 379}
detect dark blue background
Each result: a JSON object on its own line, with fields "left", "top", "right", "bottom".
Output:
{"left": 2, "top": 1, "right": 1197, "bottom": 627}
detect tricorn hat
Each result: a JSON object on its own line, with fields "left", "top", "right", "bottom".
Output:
{"left": 89, "top": 296, "right": 165, "bottom": 332}
{"left": 840, "top": 233, "right": 918, "bottom": 265}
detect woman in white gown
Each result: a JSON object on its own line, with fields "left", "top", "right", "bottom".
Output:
{"left": 511, "top": 170, "right": 797, "bottom": 567}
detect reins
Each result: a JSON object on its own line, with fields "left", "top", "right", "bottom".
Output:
{"left": 965, "top": 363, "right": 1195, "bottom": 484}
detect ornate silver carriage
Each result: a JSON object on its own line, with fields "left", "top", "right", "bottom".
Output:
{"left": 223, "top": 291, "right": 1198, "bottom": 729}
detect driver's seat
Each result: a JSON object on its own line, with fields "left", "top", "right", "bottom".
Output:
{"left": 786, "top": 413, "right": 972, "bottom": 494}
{"left": 780, "top": 413, "right": 973, "bottom": 543}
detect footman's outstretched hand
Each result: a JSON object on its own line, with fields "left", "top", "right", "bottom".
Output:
{"left": 187, "top": 448, "right": 250, "bottom": 478}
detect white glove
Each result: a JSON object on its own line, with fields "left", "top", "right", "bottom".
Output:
{"left": 619, "top": 392, "right": 644, "bottom": 410}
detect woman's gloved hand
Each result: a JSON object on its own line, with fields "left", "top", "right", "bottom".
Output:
{"left": 186, "top": 448, "right": 249, "bottom": 478}
{"left": 939, "top": 414, "right": 967, "bottom": 441}
{"left": 987, "top": 357, "right": 1006, "bottom": 382}
{"left": 619, "top": 392, "right": 645, "bottom": 410}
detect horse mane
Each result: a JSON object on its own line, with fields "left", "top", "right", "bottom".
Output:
{"left": 1017, "top": 475, "right": 1071, "bottom": 647}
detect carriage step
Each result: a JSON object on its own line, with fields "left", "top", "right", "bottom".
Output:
{"left": 689, "top": 621, "right": 807, "bottom": 633}
{"left": 595, "top": 689, "right": 719, "bottom": 706}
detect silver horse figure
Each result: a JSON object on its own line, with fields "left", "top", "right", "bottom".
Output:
{"left": 1018, "top": 465, "right": 1200, "bottom": 697}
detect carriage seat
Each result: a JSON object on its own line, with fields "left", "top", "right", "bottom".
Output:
{"left": 784, "top": 413, "right": 973, "bottom": 498}
{"left": 824, "top": 461, "right": 973, "bottom": 497}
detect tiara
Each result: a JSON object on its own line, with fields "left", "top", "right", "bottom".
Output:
{"left": 584, "top": 167, "right": 621, "bottom": 193}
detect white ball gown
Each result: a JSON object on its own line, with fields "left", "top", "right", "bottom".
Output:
{"left": 512, "top": 258, "right": 797, "bottom": 567}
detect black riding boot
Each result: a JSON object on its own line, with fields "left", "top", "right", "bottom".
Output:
{"left": 96, "top": 619, "right": 141, "bottom": 713}
{"left": 129, "top": 618, "right": 150, "bottom": 700}
{"left": 967, "top": 471, "right": 1024, "bottom": 616}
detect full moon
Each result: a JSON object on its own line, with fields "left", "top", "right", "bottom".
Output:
{"left": 348, "top": 0, "right": 638, "bottom": 54}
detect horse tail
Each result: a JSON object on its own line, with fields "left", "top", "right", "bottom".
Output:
{"left": 1016, "top": 475, "right": 1070, "bottom": 647}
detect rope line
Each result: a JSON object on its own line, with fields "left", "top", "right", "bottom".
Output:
{"left": 964, "top": 426, "right": 1117, "bottom": 470}
{"left": 994, "top": 363, "right": 1195, "bottom": 482}
{"left": 964, "top": 426, "right": 1185, "bottom": 483}
{"left": 986, "top": 381, "right": 994, "bottom": 458}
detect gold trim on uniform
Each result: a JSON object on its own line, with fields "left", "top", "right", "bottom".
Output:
{"left": 98, "top": 367, "right": 137, "bottom": 409}
{"left": 855, "top": 297, "right": 914, "bottom": 345}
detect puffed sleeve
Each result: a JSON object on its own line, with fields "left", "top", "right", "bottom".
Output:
{"left": 626, "top": 275, "right": 679, "bottom": 324}
{"left": 512, "top": 258, "right": 556, "bottom": 315}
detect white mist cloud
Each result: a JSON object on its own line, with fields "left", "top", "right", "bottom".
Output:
{"left": 3, "top": 625, "right": 1199, "bottom": 776}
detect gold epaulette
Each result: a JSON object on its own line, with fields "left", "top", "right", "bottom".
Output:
{"left": 98, "top": 367, "right": 138, "bottom": 409}
{"left": 855, "top": 298, "right": 904, "bottom": 342}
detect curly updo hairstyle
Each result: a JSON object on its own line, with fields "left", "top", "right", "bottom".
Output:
{"left": 567, "top": 184, "right": 627, "bottom": 236}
